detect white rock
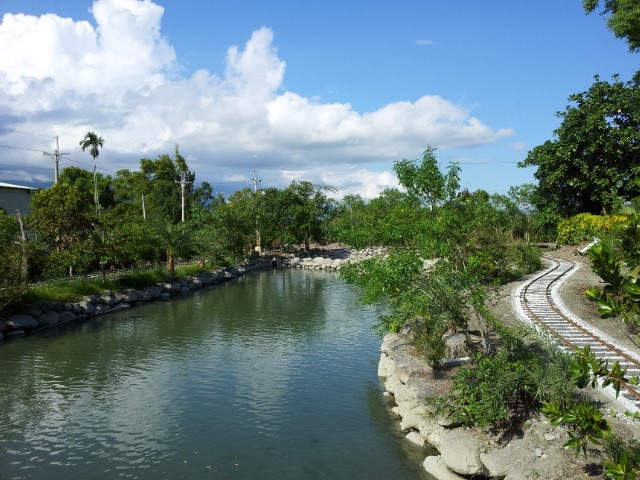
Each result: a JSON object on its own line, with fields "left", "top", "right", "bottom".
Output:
{"left": 441, "top": 428, "right": 486, "bottom": 477}
{"left": 405, "top": 431, "right": 426, "bottom": 447}
{"left": 423, "top": 456, "right": 466, "bottom": 480}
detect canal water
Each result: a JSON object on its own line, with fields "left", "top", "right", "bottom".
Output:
{"left": 0, "top": 268, "right": 430, "bottom": 479}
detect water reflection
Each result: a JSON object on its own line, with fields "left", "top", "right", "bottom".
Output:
{"left": 0, "top": 269, "right": 425, "bottom": 479}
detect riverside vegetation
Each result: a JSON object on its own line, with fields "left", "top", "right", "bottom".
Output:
{"left": 3, "top": 29, "right": 640, "bottom": 476}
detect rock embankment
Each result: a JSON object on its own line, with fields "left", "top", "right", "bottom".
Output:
{"left": 380, "top": 332, "right": 574, "bottom": 480}
{"left": 0, "top": 258, "right": 270, "bottom": 341}
{"left": 280, "top": 247, "right": 388, "bottom": 271}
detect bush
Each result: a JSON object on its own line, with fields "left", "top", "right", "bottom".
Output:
{"left": 434, "top": 351, "right": 533, "bottom": 428}
{"left": 507, "top": 241, "right": 542, "bottom": 278}
{"left": 557, "top": 213, "right": 627, "bottom": 245}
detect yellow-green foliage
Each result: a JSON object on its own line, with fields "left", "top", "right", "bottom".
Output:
{"left": 557, "top": 213, "right": 627, "bottom": 245}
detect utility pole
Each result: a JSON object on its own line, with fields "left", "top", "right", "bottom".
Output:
{"left": 43, "top": 136, "right": 69, "bottom": 184}
{"left": 252, "top": 169, "right": 261, "bottom": 193}
{"left": 176, "top": 171, "right": 192, "bottom": 222}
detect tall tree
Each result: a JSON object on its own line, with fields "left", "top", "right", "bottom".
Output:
{"left": 29, "top": 183, "right": 93, "bottom": 253}
{"left": 584, "top": 0, "right": 640, "bottom": 82}
{"left": 394, "top": 146, "right": 460, "bottom": 211}
{"left": 280, "top": 181, "right": 335, "bottom": 250}
{"left": 584, "top": 0, "right": 640, "bottom": 53}
{"left": 59, "top": 166, "right": 115, "bottom": 210}
{"left": 79, "top": 132, "right": 104, "bottom": 213}
{"left": 113, "top": 146, "right": 195, "bottom": 224}
{"left": 520, "top": 76, "right": 640, "bottom": 216}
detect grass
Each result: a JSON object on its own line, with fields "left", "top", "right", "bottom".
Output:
{"left": 8, "top": 261, "right": 230, "bottom": 310}
{"left": 19, "top": 279, "right": 115, "bottom": 304}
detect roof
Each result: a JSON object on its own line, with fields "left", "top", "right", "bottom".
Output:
{"left": 0, "top": 182, "right": 37, "bottom": 191}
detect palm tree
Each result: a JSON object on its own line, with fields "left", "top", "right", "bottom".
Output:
{"left": 79, "top": 132, "right": 104, "bottom": 213}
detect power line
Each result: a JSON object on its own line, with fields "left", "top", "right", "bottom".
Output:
{"left": 456, "top": 160, "right": 521, "bottom": 165}
{"left": 209, "top": 179, "right": 253, "bottom": 185}
{"left": 0, "top": 167, "right": 50, "bottom": 175}
{"left": 0, "top": 127, "right": 51, "bottom": 138}
{"left": 0, "top": 164, "right": 51, "bottom": 172}
{"left": 0, "top": 143, "right": 44, "bottom": 153}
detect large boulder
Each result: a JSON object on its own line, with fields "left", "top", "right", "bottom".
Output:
{"left": 39, "top": 300, "right": 64, "bottom": 312}
{"left": 59, "top": 311, "right": 77, "bottom": 323}
{"left": 94, "top": 304, "right": 110, "bottom": 314}
{"left": 442, "top": 332, "right": 468, "bottom": 359}
{"left": 78, "top": 300, "right": 95, "bottom": 314}
{"left": 423, "top": 456, "right": 466, "bottom": 480}
{"left": 144, "top": 285, "right": 162, "bottom": 299}
{"left": 120, "top": 289, "right": 140, "bottom": 303}
{"left": 37, "top": 311, "right": 60, "bottom": 327}
{"left": 0, "top": 319, "right": 7, "bottom": 333}
{"left": 100, "top": 293, "right": 116, "bottom": 306}
{"left": 6, "top": 314, "right": 38, "bottom": 331}
{"left": 23, "top": 305, "right": 43, "bottom": 318}
{"left": 440, "top": 428, "right": 486, "bottom": 477}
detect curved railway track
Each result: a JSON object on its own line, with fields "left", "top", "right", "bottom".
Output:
{"left": 515, "top": 256, "right": 640, "bottom": 414}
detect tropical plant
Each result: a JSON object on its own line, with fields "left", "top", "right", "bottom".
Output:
{"left": 79, "top": 131, "right": 104, "bottom": 213}
{"left": 585, "top": 213, "right": 640, "bottom": 340}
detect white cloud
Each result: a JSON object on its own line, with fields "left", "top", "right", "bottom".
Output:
{"left": 509, "top": 142, "right": 528, "bottom": 151}
{"left": 416, "top": 39, "right": 434, "bottom": 46}
{"left": 0, "top": 0, "right": 514, "bottom": 198}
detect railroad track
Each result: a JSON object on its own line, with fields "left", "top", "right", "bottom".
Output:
{"left": 515, "top": 256, "right": 640, "bottom": 414}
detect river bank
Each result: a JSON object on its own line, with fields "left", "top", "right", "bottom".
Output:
{"left": 0, "top": 246, "right": 386, "bottom": 341}
{"left": 379, "top": 331, "right": 577, "bottom": 479}
{"left": 0, "top": 258, "right": 271, "bottom": 341}
{"left": 380, "top": 248, "right": 640, "bottom": 479}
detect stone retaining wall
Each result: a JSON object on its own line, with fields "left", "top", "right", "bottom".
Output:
{"left": 280, "top": 247, "right": 388, "bottom": 271}
{"left": 379, "top": 332, "right": 571, "bottom": 480}
{"left": 0, "top": 258, "right": 271, "bottom": 342}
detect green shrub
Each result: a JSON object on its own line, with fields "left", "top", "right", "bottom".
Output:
{"left": 557, "top": 213, "right": 627, "bottom": 245}
{"left": 434, "top": 351, "right": 532, "bottom": 428}
{"left": 433, "top": 337, "right": 575, "bottom": 430}
{"left": 508, "top": 241, "right": 542, "bottom": 278}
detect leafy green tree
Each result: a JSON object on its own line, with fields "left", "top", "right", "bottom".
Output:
{"left": 0, "top": 211, "right": 25, "bottom": 311}
{"left": 394, "top": 146, "right": 460, "bottom": 211}
{"left": 584, "top": 1, "right": 640, "bottom": 53}
{"left": 59, "top": 166, "right": 115, "bottom": 210}
{"left": 520, "top": 77, "right": 640, "bottom": 216}
{"left": 28, "top": 183, "right": 95, "bottom": 277}
{"left": 279, "top": 181, "right": 336, "bottom": 250}
{"left": 79, "top": 131, "right": 104, "bottom": 213}
{"left": 113, "top": 146, "right": 196, "bottom": 224}
{"left": 29, "top": 183, "right": 93, "bottom": 253}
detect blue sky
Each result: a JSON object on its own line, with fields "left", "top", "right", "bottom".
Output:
{"left": 0, "top": 0, "right": 637, "bottom": 198}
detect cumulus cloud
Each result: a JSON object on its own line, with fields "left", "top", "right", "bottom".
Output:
{"left": 0, "top": 0, "right": 513, "bottom": 197}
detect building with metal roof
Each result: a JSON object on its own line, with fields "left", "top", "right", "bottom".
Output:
{"left": 0, "top": 182, "right": 37, "bottom": 216}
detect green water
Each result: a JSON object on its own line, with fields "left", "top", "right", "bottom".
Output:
{"left": 0, "top": 268, "right": 429, "bottom": 479}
